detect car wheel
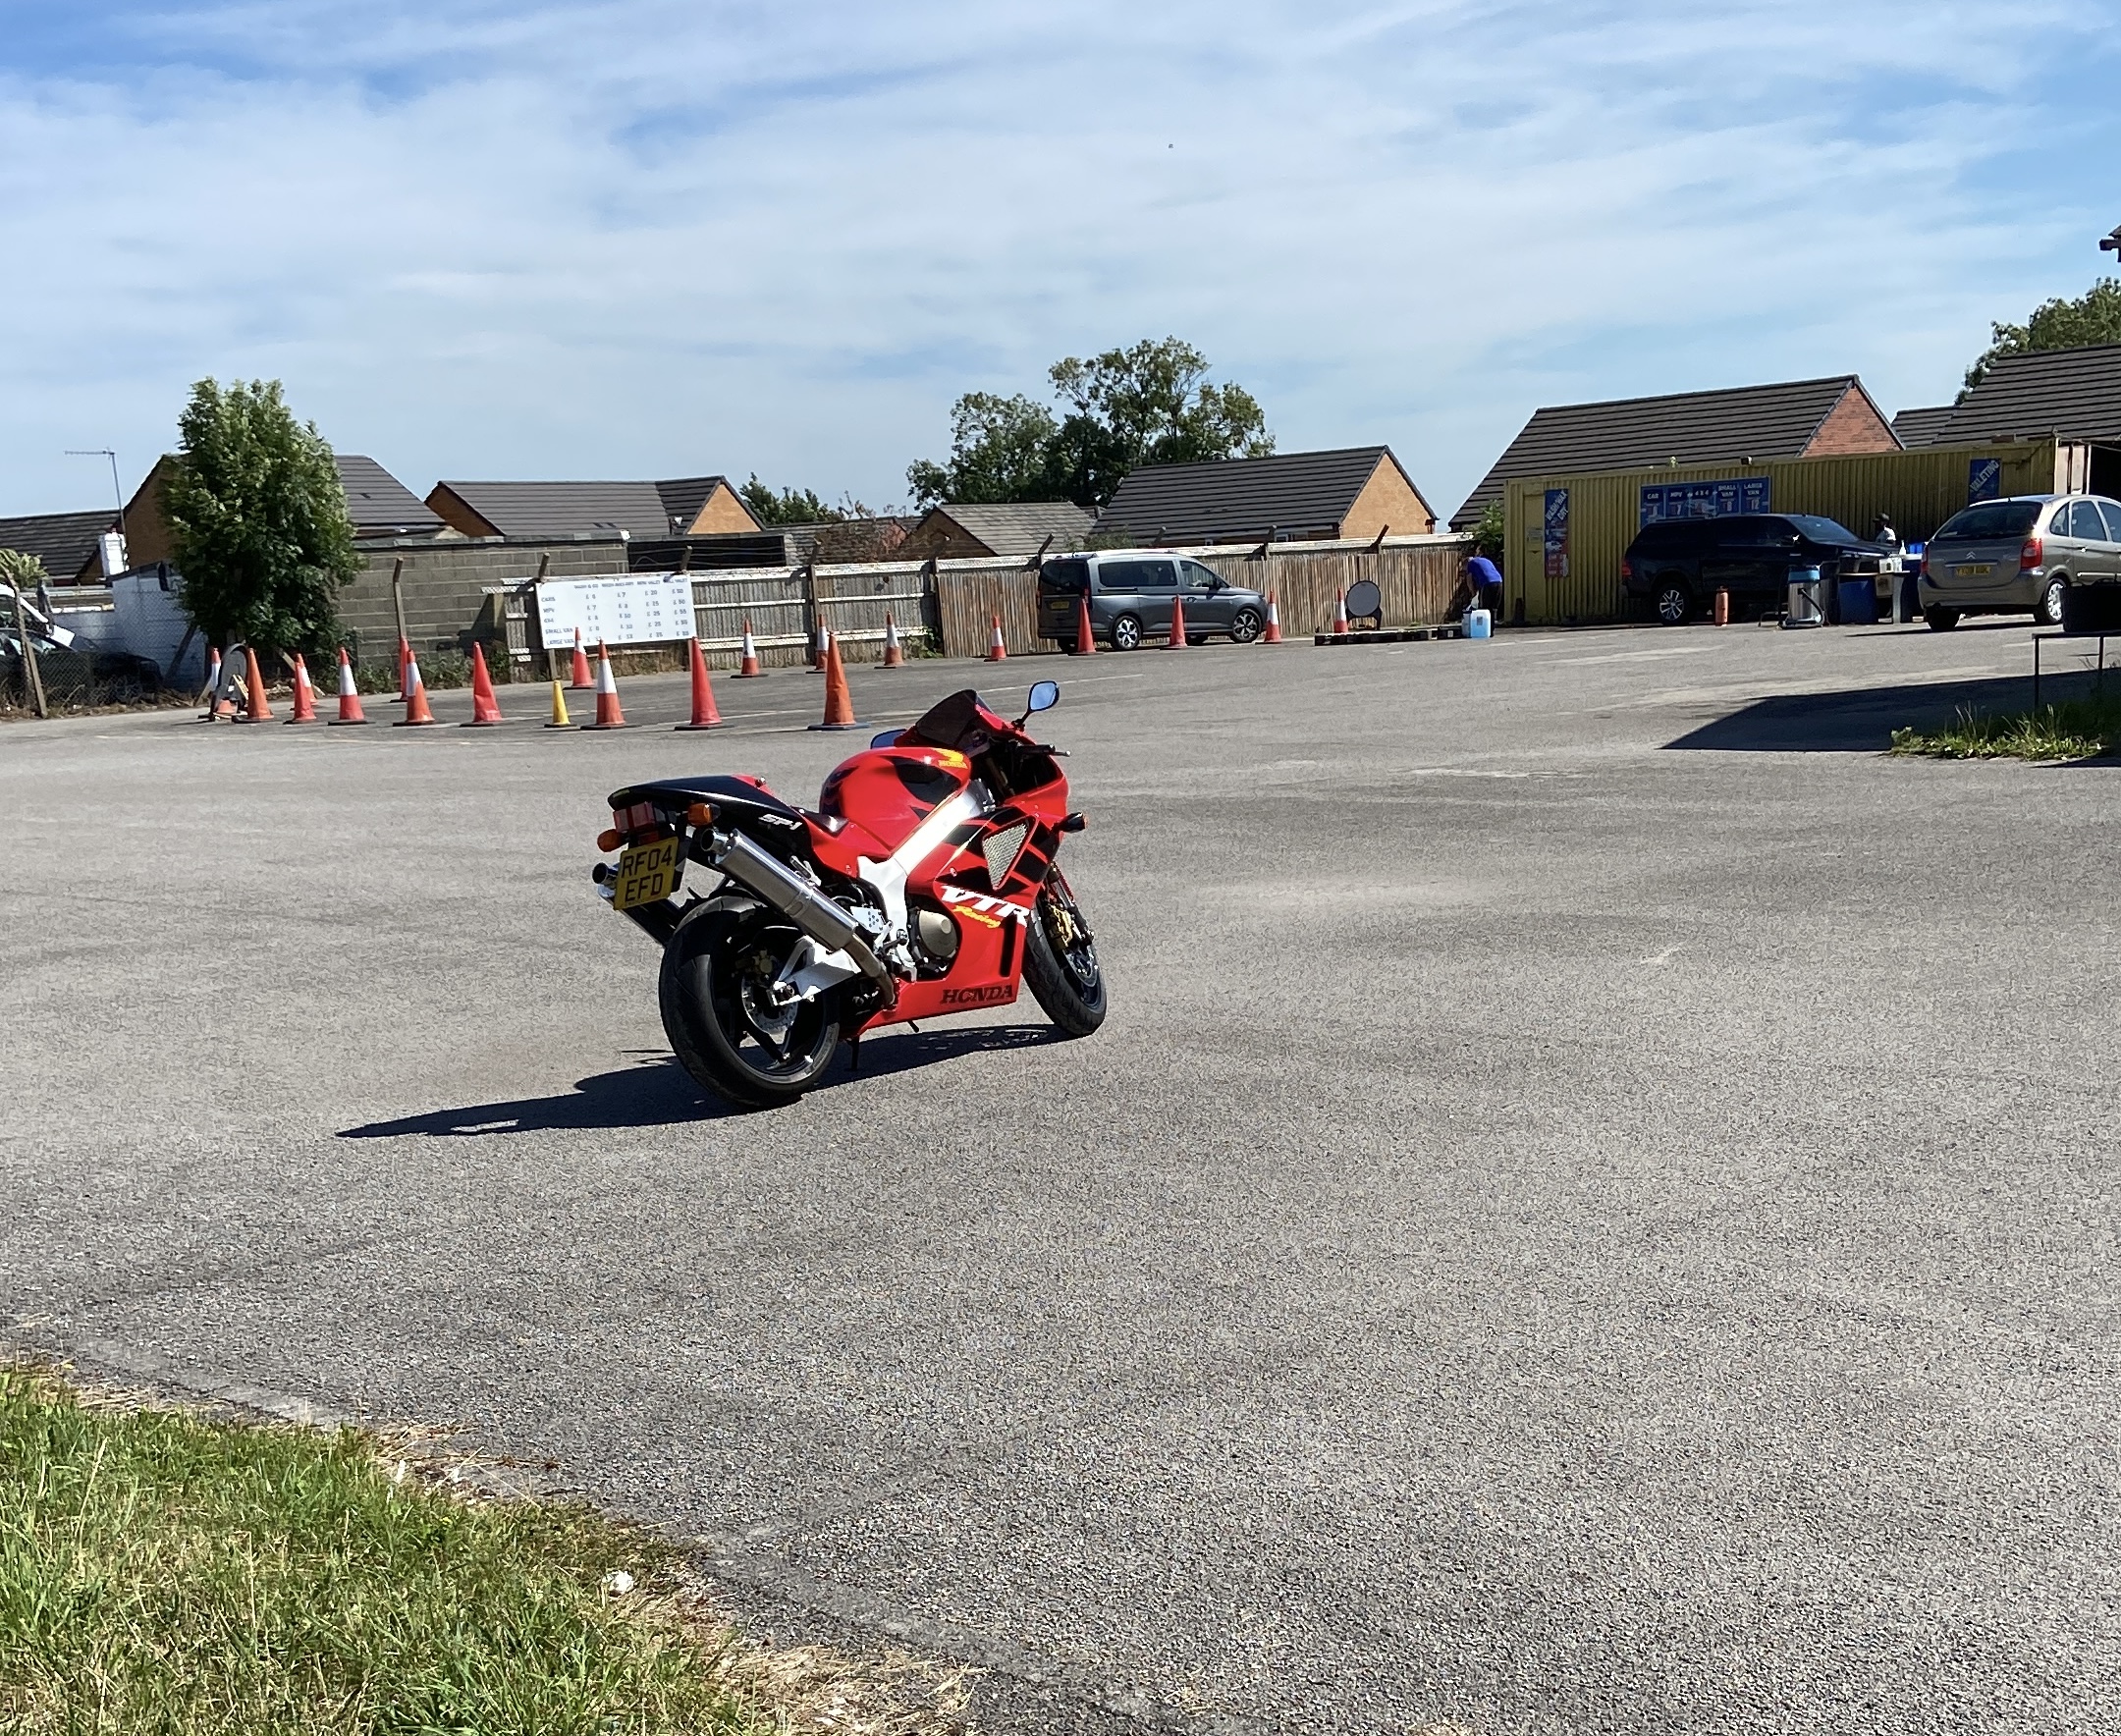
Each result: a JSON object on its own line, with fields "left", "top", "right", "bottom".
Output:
{"left": 1924, "top": 606, "right": 1961, "bottom": 631}
{"left": 1228, "top": 608, "right": 1262, "bottom": 644}
{"left": 1110, "top": 614, "right": 1143, "bottom": 652}
{"left": 1654, "top": 580, "right": 1691, "bottom": 625}
{"left": 2039, "top": 578, "right": 2067, "bottom": 625}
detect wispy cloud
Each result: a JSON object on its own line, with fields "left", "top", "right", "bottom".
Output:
{"left": 2, "top": 1, "right": 2115, "bottom": 516}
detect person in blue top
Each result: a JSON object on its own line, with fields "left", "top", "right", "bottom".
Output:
{"left": 1464, "top": 551, "right": 1503, "bottom": 619}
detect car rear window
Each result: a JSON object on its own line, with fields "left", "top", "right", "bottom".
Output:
{"left": 1933, "top": 501, "right": 2042, "bottom": 541}
{"left": 1633, "top": 522, "right": 1708, "bottom": 551}
{"left": 1040, "top": 557, "right": 1090, "bottom": 592}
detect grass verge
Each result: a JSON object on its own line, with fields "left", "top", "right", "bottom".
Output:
{"left": 0, "top": 1362, "right": 970, "bottom": 1735}
{"left": 1890, "top": 693, "right": 2121, "bottom": 762}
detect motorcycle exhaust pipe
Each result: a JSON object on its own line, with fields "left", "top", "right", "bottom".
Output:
{"left": 699, "top": 827, "right": 892, "bottom": 986}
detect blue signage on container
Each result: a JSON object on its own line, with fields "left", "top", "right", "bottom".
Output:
{"left": 1968, "top": 458, "right": 2001, "bottom": 503}
{"left": 1640, "top": 477, "right": 1769, "bottom": 525}
{"left": 1544, "top": 488, "right": 1570, "bottom": 579}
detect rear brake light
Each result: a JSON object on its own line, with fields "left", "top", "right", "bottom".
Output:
{"left": 2020, "top": 536, "right": 2042, "bottom": 571}
{"left": 1620, "top": 557, "right": 1632, "bottom": 581}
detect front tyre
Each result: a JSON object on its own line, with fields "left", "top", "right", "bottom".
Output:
{"left": 1022, "top": 871, "right": 1106, "bottom": 1037}
{"left": 660, "top": 897, "right": 842, "bottom": 1110}
{"left": 1228, "top": 607, "right": 1263, "bottom": 644}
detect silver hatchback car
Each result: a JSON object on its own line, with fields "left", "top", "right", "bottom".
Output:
{"left": 1918, "top": 493, "right": 2121, "bottom": 628}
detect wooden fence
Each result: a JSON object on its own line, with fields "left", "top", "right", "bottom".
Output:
{"left": 502, "top": 534, "right": 1472, "bottom": 668}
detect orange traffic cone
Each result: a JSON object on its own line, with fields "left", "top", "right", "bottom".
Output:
{"left": 1166, "top": 594, "right": 1188, "bottom": 649}
{"left": 1073, "top": 591, "right": 1098, "bottom": 655}
{"left": 808, "top": 631, "right": 862, "bottom": 731}
{"left": 677, "top": 635, "right": 726, "bottom": 730}
{"left": 285, "top": 652, "right": 318, "bottom": 723}
{"left": 236, "top": 646, "right": 275, "bottom": 721}
{"left": 808, "top": 620, "right": 830, "bottom": 672}
{"left": 1262, "top": 592, "right": 1283, "bottom": 644}
{"left": 568, "top": 628, "right": 593, "bottom": 690}
{"left": 881, "top": 613, "right": 905, "bottom": 668}
{"left": 331, "top": 647, "right": 368, "bottom": 725}
{"left": 1331, "top": 590, "right": 1350, "bottom": 634}
{"left": 736, "top": 619, "right": 764, "bottom": 678}
{"left": 396, "top": 636, "right": 411, "bottom": 703}
{"left": 199, "top": 645, "right": 222, "bottom": 704}
{"left": 396, "top": 654, "right": 437, "bottom": 726}
{"left": 463, "top": 643, "right": 506, "bottom": 726}
{"left": 985, "top": 615, "right": 1007, "bottom": 662}
{"left": 581, "top": 640, "right": 626, "bottom": 729}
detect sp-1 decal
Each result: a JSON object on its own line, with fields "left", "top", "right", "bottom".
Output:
{"left": 940, "top": 884, "right": 1030, "bottom": 926}
{"left": 940, "top": 983, "right": 1013, "bottom": 1006}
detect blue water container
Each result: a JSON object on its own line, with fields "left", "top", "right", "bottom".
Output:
{"left": 1837, "top": 578, "right": 1877, "bottom": 626}
{"left": 1466, "top": 608, "right": 1493, "bottom": 639}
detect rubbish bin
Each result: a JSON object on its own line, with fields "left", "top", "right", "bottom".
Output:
{"left": 1783, "top": 566, "right": 1822, "bottom": 628}
{"left": 1837, "top": 577, "right": 1877, "bottom": 625}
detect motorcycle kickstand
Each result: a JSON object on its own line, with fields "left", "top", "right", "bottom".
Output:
{"left": 845, "top": 1034, "right": 861, "bottom": 1074}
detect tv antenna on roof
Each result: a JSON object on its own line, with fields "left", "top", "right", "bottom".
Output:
{"left": 65, "top": 449, "right": 126, "bottom": 541}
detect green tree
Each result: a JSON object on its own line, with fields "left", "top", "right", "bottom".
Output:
{"left": 1962, "top": 277, "right": 2121, "bottom": 399}
{"left": 738, "top": 474, "right": 846, "bottom": 526}
{"left": 164, "top": 379, "right": 358, "bottom": 655}
{"left": 907, "top": 339, "right": 1272, "bottom": 511}
{"left": 905, "top": 392, "right": 1063, "bottom": 509}
{"left": 1470, "top": 500, "right": 1505, "bottom": 561}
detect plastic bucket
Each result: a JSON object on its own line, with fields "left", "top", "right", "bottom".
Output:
{"left": 1837, "top": 578, "right": 1877, "bottom": 626}
{"left": 1465, "top": 608, "right": 1493, "bottom": 639}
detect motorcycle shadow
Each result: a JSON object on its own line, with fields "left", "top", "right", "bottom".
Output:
{"left": 337, "top": 1024, "right": 1060, "bottom": 1138}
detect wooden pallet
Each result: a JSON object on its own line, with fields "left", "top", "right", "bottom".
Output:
{"left": 1312, "top": 624, "right": 1463, "bottom": 646}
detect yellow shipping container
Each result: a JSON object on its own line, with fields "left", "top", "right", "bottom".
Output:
{"left": 1501, "top": 438, "right": 2082, "bottom": 626}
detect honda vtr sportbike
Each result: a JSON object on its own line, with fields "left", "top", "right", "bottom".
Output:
{"left": 590, "top": 680, "right": 1105, "bottom": 1110}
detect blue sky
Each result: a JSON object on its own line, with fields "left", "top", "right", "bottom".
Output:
{"left": 3, "top": 0, "right": 2118, "bottom": 521}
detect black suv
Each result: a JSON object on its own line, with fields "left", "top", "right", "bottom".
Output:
{"left": 1622, "top": 514, "right": 1883, "bottom": 624}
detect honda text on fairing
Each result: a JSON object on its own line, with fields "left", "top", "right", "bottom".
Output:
{"left": 589, "top": 681, "right": 1105, "bottom": 1110}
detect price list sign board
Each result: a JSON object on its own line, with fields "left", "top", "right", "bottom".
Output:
{"left": 535, "top": 572, "right": 696, "bottom": 651}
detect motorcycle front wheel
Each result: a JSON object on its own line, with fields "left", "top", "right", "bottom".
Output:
{"left": 1022, "top": 870, "right": 1106, "bottom": 1037}
{"left": 660, "top": 897, "right": 842, "bottom": 1110}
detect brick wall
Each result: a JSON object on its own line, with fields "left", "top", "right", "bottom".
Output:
{"left": 1804, "top": 387, "right": 1900, "bottom": 458}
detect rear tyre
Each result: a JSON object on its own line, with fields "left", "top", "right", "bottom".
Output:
{"left": 2039, "top": 578, "right": 2067, "bottom": 625}
{"left": 1022, "top": 871, "right": 1106, "bottom": 1038}
{"left": 659, "top": 897, "right": 842, "bottom": 1110}
{"left": 1654, "top": 580, "right": 1692, "bottom": 625}
{"left": 1228, "top": 607, "right": 1263, "bottom": 644}
{"left": 1924, "top": 606, "right": 1961, "bottom": 632}
{"left": 1110, "top": 614, "right": 1143, "bottom": 652}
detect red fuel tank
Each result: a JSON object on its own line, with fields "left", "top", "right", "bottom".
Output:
{"left": 818, "top": 745, "right": 972, "bottom": 854}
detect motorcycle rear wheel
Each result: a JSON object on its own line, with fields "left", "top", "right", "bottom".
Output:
{"left": 1022, "top": 871, "right": 1106, "bottom": 1037}
{"left": 660, "top": 897, "right": 842, "bottom": 1110}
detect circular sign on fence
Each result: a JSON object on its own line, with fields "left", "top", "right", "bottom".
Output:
{"left": 1345, "top": 578, "right": 1382, "bottom": 622}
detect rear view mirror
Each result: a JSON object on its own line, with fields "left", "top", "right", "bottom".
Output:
{"left": 869, "top": 729, "right": 903, "bottom": 748}
{"left": 1026, "top": 679, "right": 1059, "bottom": 713}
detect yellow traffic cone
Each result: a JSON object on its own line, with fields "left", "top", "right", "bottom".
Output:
{"left": 544, "top": 679, "right": 572, "bottom": 729}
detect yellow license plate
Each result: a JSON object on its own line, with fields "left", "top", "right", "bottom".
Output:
{"left": 613, "top": 838, "right": 682, "bottom": 911}
{"left": 1956, "top": 563, "right": 1992, "bottom": 578}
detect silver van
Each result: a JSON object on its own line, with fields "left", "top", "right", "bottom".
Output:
{"left": 1918, "top": 494, "right": 2121, "bottom": 628}
{"left": 1037, "top": 553, "right": 1268, "bottom": 651}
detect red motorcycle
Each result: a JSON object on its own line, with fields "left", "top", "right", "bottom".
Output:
{"left": 591, "top": 680, "right": 1105, "bottom": 1109}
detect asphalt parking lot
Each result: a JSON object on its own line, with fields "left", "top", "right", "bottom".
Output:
{"left": 4, "top": 618, "right": 2118, "bottom": 1733}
